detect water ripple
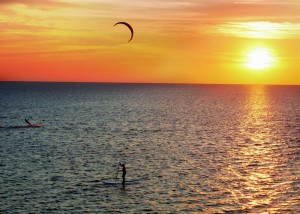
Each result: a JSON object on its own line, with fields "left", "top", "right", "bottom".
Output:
{"left": 0, "top": 83, "right": 299, "bottom": 213}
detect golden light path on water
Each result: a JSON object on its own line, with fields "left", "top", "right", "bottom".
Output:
{"left": 154, "top": 85, "right": 300, "bottom": 213}
{"left": 237, "top": 86, "right": 276, "bottom": 210}
{"left": 225, "top": 86, "right": 296, "bottom": 212}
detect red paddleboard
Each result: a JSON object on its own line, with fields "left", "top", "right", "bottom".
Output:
{"left": 29, "top": 123, "right": 43, "bottom": 127}
{"left": 8, "top": 124, "right": 43, "bottom": 129}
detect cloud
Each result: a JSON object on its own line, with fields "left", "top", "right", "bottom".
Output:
{"left": 131, "top": 0, "right": 300, "bottom": 22}
{"left": 211, "top": 21, "right": 300, "bottom": 39}
{"left": 0, "top": 0, "right": 76, "bottom": 9}
{"left": 0, "top": 0, "right": 63, "bottom": 5}
{"left": 183, "top": 0, "right": 300, "bottom": 21}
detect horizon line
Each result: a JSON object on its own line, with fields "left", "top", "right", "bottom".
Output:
{"left": 0, "top": 80, "right": 299, "bottom": 86}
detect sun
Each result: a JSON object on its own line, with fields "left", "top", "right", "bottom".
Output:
{"left": 246, "top": 48, "right": 274, "bottom": 70}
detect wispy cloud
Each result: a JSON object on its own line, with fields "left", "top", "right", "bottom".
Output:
{"left": 0, "top": 0, "right": 73, "bottom": 6}
{"left": 211, "top": 21, "right": 300, "bottom": 39}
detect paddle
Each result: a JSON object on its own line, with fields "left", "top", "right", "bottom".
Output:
{"left": 115, "top": 163, "right": 119, "bottom": 182}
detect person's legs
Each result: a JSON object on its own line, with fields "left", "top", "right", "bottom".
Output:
{"left": 122, "top": 173, "right": 125, "bottom": 185}
{"left": 121, "top": 175, "right": 125, "bottom": 189}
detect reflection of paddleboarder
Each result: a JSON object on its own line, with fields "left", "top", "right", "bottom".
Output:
{"left": 25, "top": 118, "right": 31, "bottom": 126}
{"left": 119, "top": 162, "right": 126, "bottom": 185}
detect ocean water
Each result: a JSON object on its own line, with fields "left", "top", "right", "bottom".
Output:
{"left": 0, "top": 82, "right": 299, "bottom": 213}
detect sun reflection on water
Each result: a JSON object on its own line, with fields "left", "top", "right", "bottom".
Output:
{"left": 227, "top": 86, "right": 286, "bottom": 212}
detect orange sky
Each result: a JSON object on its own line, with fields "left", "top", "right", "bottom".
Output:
{"left": 0, "top": 0, "right": 300, "bottom": 85}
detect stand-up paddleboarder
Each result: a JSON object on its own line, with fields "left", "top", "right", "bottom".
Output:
{"left": 119, "top": 162, "right": 126, "bottom": 186}
{"left": 25, "top": 118, "right": 32, "bottom": 126}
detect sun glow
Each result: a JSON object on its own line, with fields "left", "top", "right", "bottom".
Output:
{"left": 246, "top": 48, "right": 274, "bottom": 70}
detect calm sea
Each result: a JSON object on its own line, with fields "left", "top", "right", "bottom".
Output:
{"left": 0, "top": 82, "right": 299, "bottom": 213}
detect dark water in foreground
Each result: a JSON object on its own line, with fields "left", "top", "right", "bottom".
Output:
{"left": 0, "top": 82, "right": 299, "bottom": 213}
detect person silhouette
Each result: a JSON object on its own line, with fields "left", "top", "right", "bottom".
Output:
{"left": 119, "top": 162, "right": 126, "bottom": 186}
{"left": 25, "top": 118, "right": 32, "bottom": 126}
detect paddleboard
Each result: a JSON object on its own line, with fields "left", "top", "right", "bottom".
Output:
{"left": 103, "top": 181, "right": 139, "bottom": 185}
{"left": 29, "top": 123, "right": 43, "bottom": 127}
{"left": 8, "top": 124, "right": 43, "bottom": 129}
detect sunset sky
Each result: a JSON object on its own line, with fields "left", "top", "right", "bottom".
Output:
{"left": 0, "top": 0, "right": 300, "bottom": 85}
